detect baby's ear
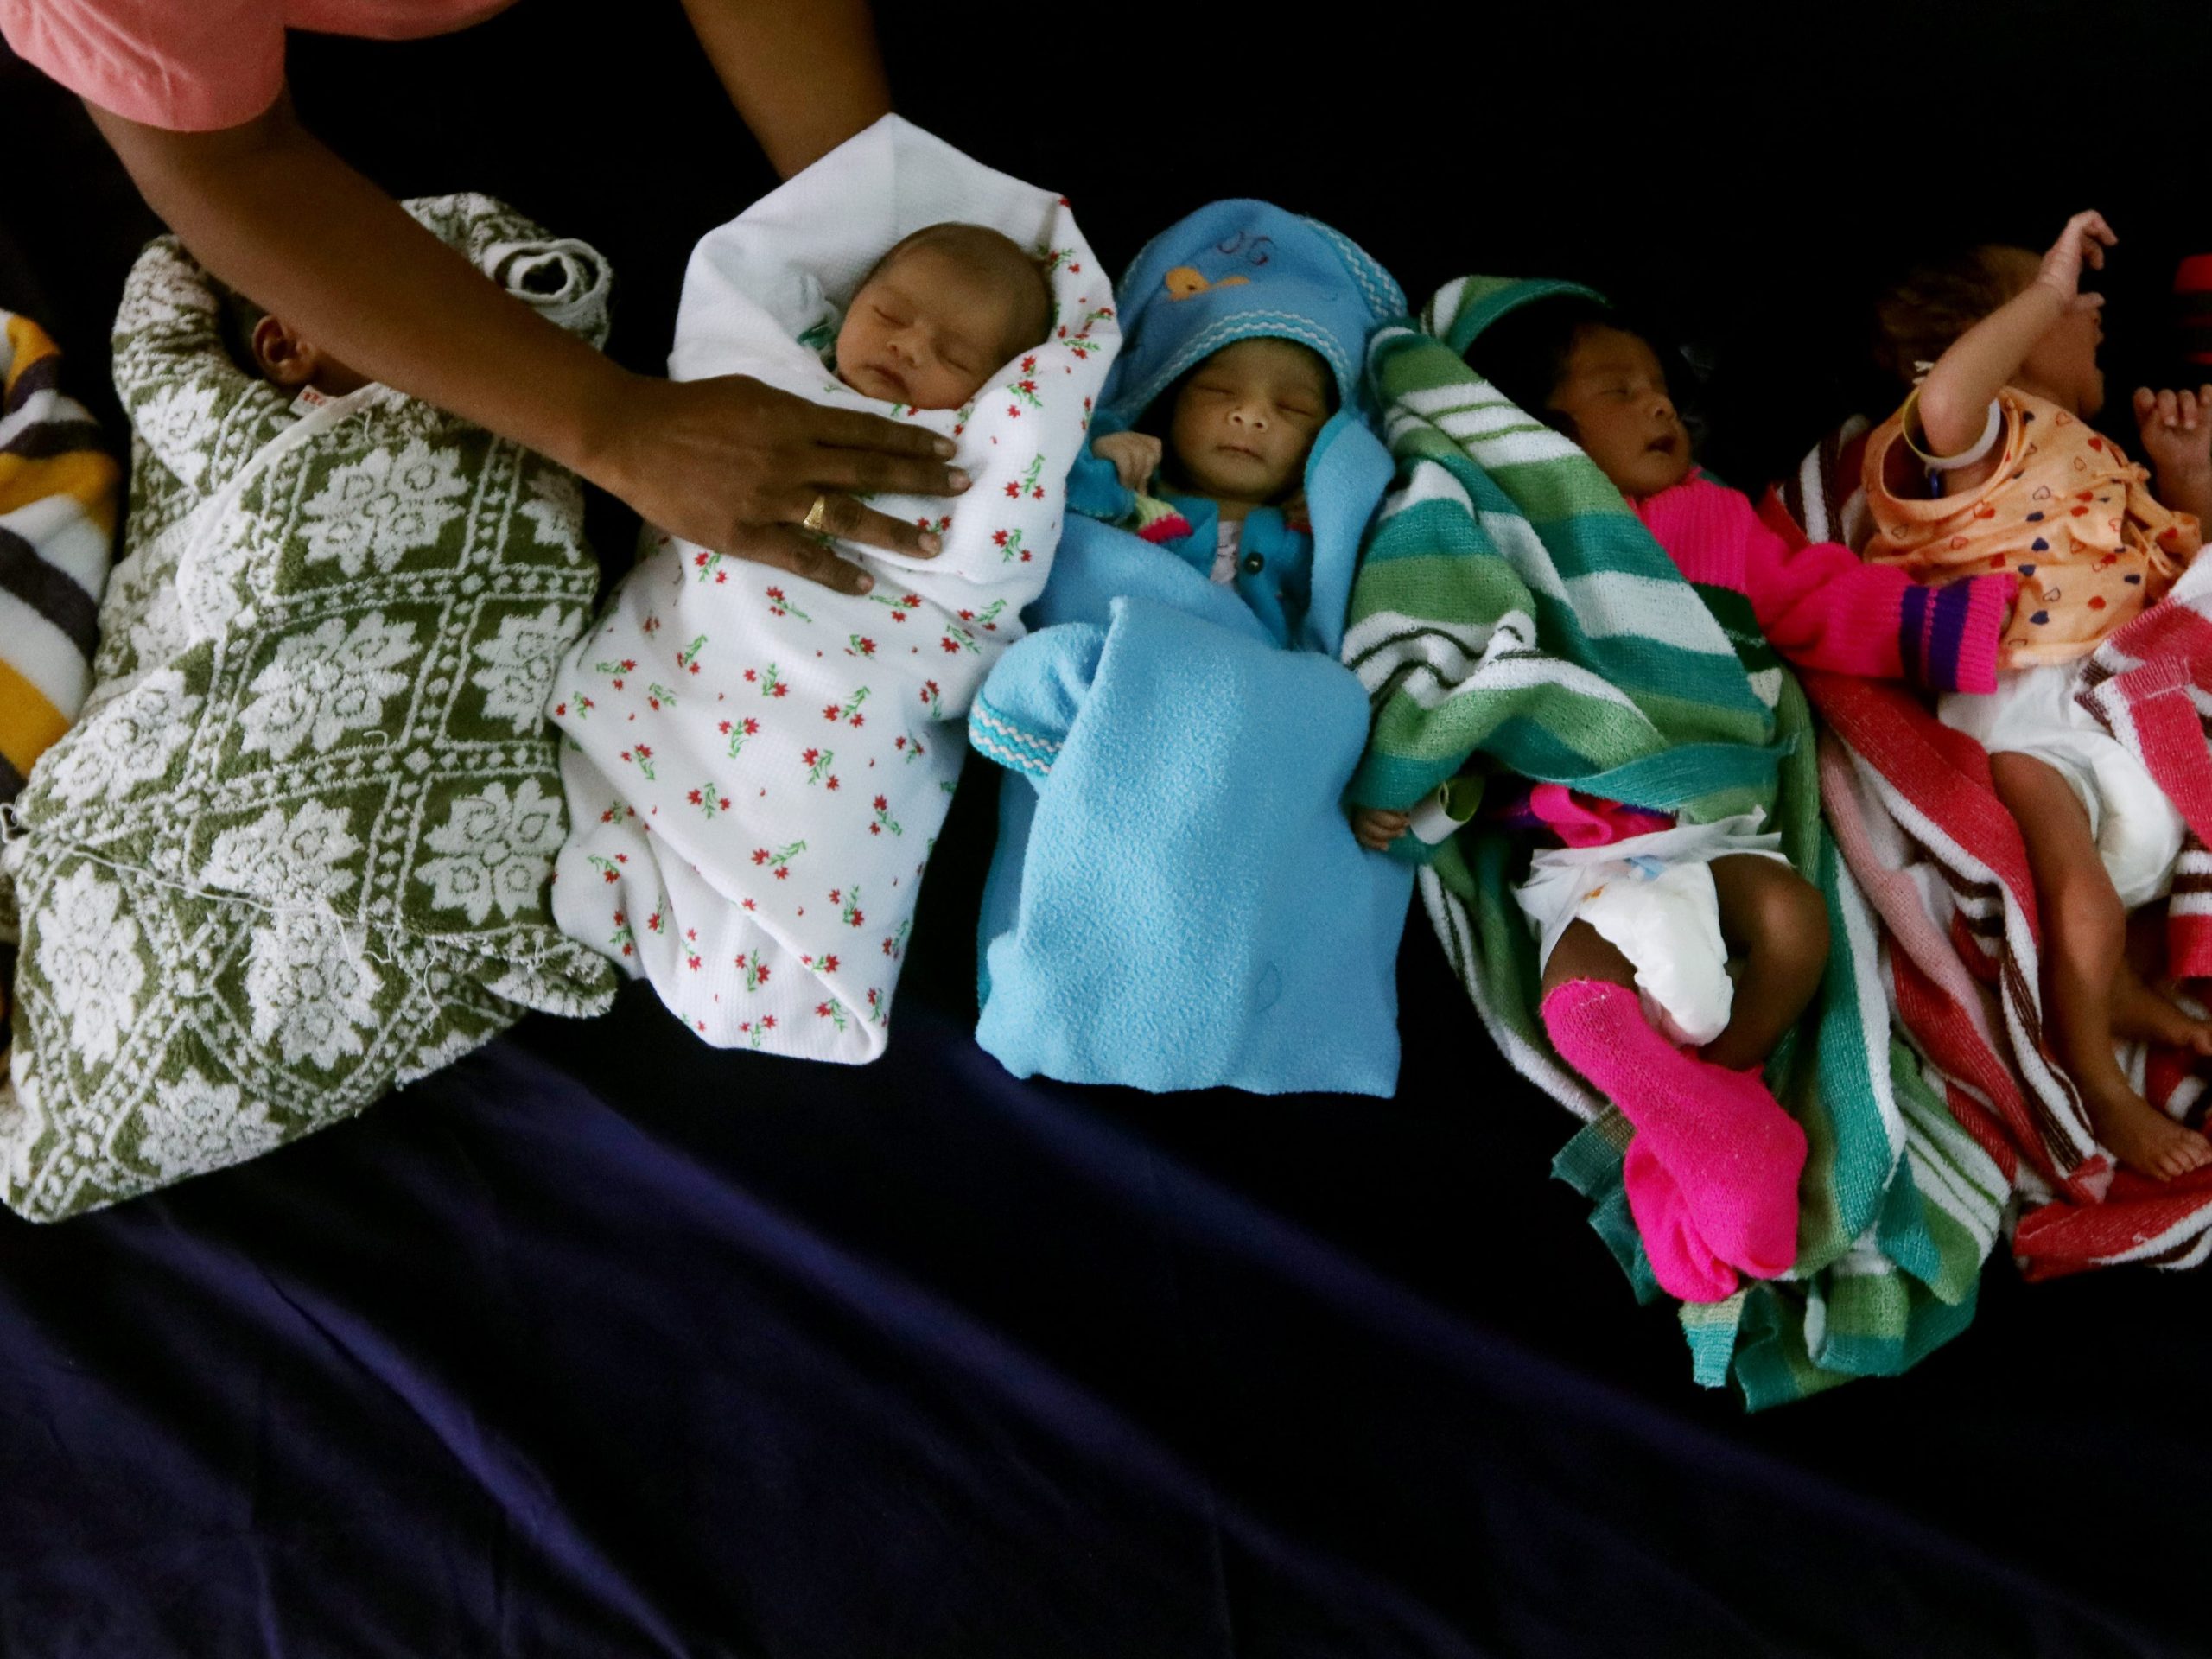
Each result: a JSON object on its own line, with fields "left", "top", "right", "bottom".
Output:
{"left": 250, "top": 315, "right": 316, "bottom": 387}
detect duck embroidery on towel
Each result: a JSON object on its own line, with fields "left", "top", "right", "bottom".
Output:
{"left": 1163, "top": 231, "right": 1278, "bottom": 299}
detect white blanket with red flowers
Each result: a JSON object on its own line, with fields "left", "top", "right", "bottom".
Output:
{"left": 547, "top": 116, "right": 1116, "bottom": 1058}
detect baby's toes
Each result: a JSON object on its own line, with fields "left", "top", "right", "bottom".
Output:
{"left": 2164, "top": 1131, "right": 2212, "bottom": 1180}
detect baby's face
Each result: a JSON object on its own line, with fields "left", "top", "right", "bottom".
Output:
{"left": 836, "top": 244, "right": 1028, "bottom": 411}
{"left": 1166, "top": 338, "right": 1332, "bottom": 506}
{"left": 2023, "top": 299, "right": 2107, "bottom": 420}
{"left": 1547, "top": 325, "right": 1692, "bottom": 500}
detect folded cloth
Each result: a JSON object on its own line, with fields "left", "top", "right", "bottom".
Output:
{"left": 0, "top": 194, "right": 616, "bottom": 1220}
{"left": 965, "top": 200, "right": 1412, "bottom": 1096}
{"left": 1771, "top": 420, "right": 2212, "bottom": 1278}
{"left": 547, "top": 115, "right": 1116, "bottom": 1059}
{"left": 0, "top": 308, "right": 118, "bottom": 805}
{"left": 1344, "top": 276, "right": 2007, "bottom": 1406}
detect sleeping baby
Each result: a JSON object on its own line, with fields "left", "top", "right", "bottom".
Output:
{"left": 823, "top": 222, "right": 1050, "bottom": 413}
{"left": 548, "top": 115, "right": 1116, "bottom": 1059}
{"left": 1067, "top": 336, "right": 1333, "bottom": 646}
{"left": 2, "top": 194, "right": 617, "bottom": 1220}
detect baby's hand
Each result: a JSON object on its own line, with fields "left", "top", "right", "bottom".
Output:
{"left": 2133, "top": 385, "right": 2212, "bottom": 478}
{"left": 1093, "top": 430, "right": 1162, "bottom": 493}
{"left": 1351, "top": 805, "right": 1410, "bottom": 852}
{"left": 2034, "top": 210, "right": 2116, "bottom": 313}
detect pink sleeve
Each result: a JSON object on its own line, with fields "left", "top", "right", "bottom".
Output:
{"left": 1742, "top": 485, "right": 2013, "bottom": 694}
{"left": 0, "top": 0, "right": 284, "bottom": 130}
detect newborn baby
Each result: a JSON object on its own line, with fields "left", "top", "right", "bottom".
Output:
{"left": 1072, "top": 334, "right": 1333, "bottom": 646}
{"left": 220, "top": 292, "right": 369, "bottom": 399}
{"left": 830, "top": 222, "right": 1052, "bottom": 410}
{"left": 547, "top": 121, "right": 1116, "bottom": 1063}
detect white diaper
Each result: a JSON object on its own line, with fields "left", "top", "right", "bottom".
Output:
{"left": 1938, "top": 664, "right": 2185, "bottom": 910}
{"left": 1515, "top": 810, "right": 1789, "bottom": 1047}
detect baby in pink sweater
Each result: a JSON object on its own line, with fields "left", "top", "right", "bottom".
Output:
{"left": 1357, "top": 295, "right": 2017, "bottom": 1300}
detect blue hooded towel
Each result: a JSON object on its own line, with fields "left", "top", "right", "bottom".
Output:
{"left": 967, "top": 200, "right": 1413, "bottom": 1095}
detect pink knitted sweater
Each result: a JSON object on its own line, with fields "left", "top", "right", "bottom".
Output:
{"left": 1491, "top": 473, "right": 2016, "bottom": 850}
{"left": 1637, "top": 471, "right": 2015, "bottom": 695}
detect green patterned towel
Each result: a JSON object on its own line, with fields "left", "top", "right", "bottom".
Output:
{"left": 1344, "top": 277, "right": 2008, "bottom": 1407}
{"left": 0, "top": 194, "right": 616, "bottom": 1220}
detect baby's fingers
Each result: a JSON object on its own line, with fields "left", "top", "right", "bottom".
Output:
{"left": 2160, "top": 389, "right": 2182, "bottom": 429}
{"left": 2075, "top": 208, "right": 2117, "bottom": 260}
{"left": 2136, "top": 385, "right": 2160, "bottom": 424}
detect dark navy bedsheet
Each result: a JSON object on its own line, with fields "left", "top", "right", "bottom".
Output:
{"left": 2, "top": 917, "right": 2202, "bottom": 1657}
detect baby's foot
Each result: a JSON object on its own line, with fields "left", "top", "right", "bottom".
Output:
{"left": 1622, "top": 1140, "right": 1741, "bottom": 1303}
{"left": 2081, "top": 1074, "right": 2212, "bottom": 1181}
{"left": 2111, "top": 969, "right": 2212, "bottom": 1056}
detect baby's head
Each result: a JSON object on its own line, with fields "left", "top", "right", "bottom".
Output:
{"left": 835, "top": 223, "right": 1052, "bottom": 410}
{"left": 1874, "top": 244, "right": 2105, "bottom": 417}
{"left": 221, "top": 287, "right": 369, "bottom": 398}
{"left": 1157, "top": 336, "right": 1335, "bottom": 507}
{"left": 1467, "top": 296, "right": 1691, "bottom": 500}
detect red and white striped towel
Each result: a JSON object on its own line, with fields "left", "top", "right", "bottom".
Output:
{"left": 1765, "top": 422, "right": 2212, "bottom": 1278}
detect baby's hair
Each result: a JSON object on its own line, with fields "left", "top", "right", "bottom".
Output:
{"left": 862, "top": 221, "right": 1053, "bottom": 365}
{"left": 1872, "top": 245, "right": 2039, "bottom": 388}
{"left": 1463, "top": 293, "right": 1627, "bottom": 439}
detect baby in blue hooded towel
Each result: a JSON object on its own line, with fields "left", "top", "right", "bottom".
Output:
{"left": 1070, "top": 325, "right": 1331, "bottom": 646}
{"left": 964, "top": 200, "right": 1412, "bottom": 1096}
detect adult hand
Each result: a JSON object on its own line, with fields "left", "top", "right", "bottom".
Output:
{"left": 588, "top": 372, "right": 971, "bottom": 597}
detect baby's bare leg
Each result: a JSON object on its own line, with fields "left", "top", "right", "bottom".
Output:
{"left": 1701, "top": 855, "right": 1831, "bottom": 1071}
{"left": 1989, "top": 751, "right": 2212, "bottom": 1180}
{"left": 2112, "top": 904, "right": 2212, "bottom": 1056}
{"left": 1539, "top": 917, "right": 1639, "bottom": 1001}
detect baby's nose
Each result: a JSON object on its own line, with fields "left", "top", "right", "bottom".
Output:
{"left": 1231, "top": 401, "right": 1268, "bottom": 429}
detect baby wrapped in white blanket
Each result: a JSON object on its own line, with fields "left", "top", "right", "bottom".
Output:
{"left": 549, "top": 116, "right": 1116, "bottom": 1058}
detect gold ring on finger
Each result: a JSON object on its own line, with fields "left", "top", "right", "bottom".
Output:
{"left": 802, "top": 494, "right": 830, "bottom": 533}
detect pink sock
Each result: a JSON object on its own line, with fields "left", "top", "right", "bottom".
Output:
{"left": 1541, "top": 978, "right": 1806, "bottom": 1282}
{"left": 1623, "top": 1140, "right": 1739, "bottom": 1302}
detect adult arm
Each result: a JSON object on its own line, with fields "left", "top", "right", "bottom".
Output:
{"left": 86, "top": 94, "right": 963, "bottom": 595}
{"left": 679, "top": 0, "right": 891, "bottom": 179}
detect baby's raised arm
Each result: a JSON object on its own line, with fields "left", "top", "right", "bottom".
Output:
{"left": 1916, "top": 210, "right": 2113, "bottom": 457}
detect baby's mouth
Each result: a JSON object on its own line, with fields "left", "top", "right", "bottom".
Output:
{"left": 861, "top": 362, "right": 908, "bottom": 399}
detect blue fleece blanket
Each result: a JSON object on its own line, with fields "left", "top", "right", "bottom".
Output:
{"left": 968, "top": 200, "right": 1412, "bottom": 1096}
{"left": 972, "top": 572, "right": 1412, "bottom": 1094}
{"left": 971, "top": 413, "right": 1410, "bottom": 1096}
